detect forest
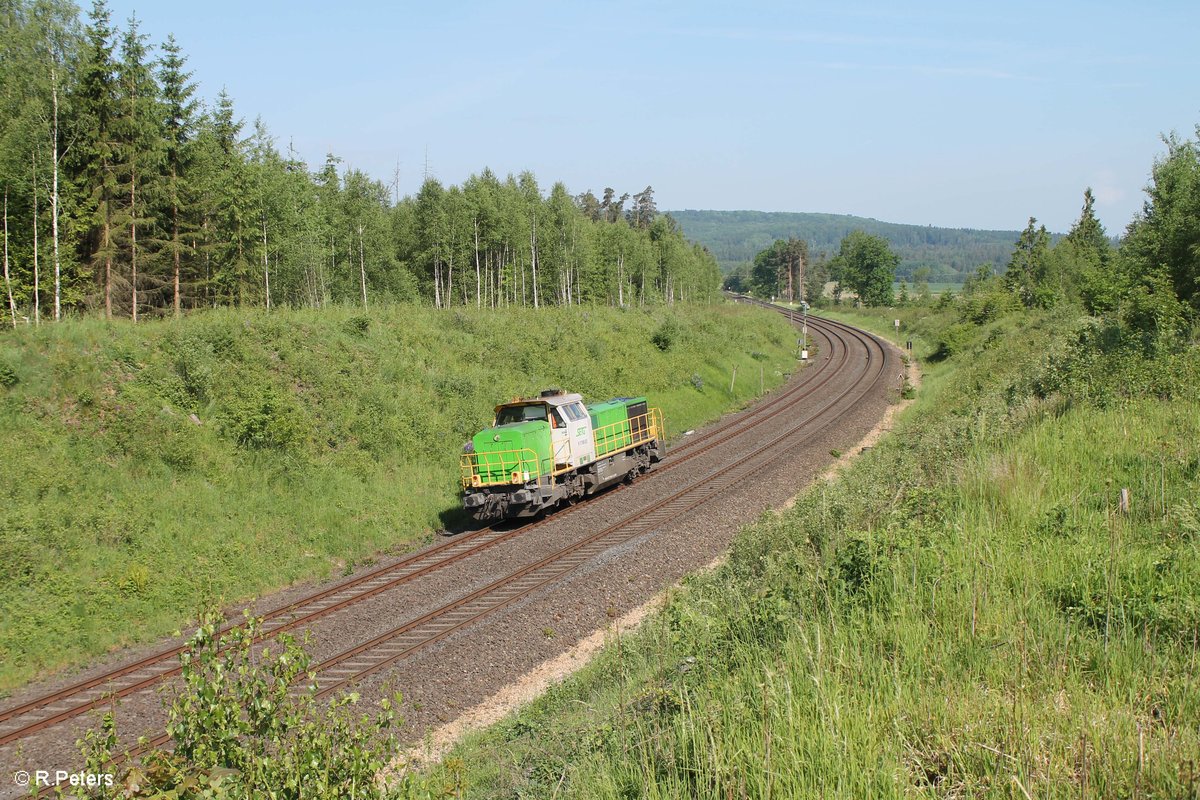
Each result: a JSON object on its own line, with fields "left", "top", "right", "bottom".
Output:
{"left": 670, "top": 208, "right": 1053, "bottom": 283}
{"left": 0, "top": 0, "right": 722, "bottom": 324}
{"left": 736, "top": 151, "right": 1200, "bottom": 320}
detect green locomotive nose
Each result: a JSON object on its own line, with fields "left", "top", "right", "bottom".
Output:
{"left": 470, "top": 420, "right": 553, "bottom": 484}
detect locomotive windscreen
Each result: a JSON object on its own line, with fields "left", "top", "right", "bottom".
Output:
{"left": 496, "top": 404, "right": 549, "bottom": 425}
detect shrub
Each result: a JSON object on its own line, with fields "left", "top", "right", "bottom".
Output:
{"left": 219, "top": 383, "right": 301, "bottom": 449}
{"left": 651, "top": 318, "right": 681, "bottom": 351}
{"left": 173, "top": 345, "right": 214, "bottom": 404}
{"left": 78, "top": 611, "right": 399, "bottom": 799}
{"left": 833, "top": 534, "right": 882, "bottom": 598}
{"left": 961, "top": 286, "right": 1021, "bottom": 324}
{"left": 930, "top": 322, "right": 975, "bottom": 362}
{"left": 344, "top": 314, "right": 371, "bottom": 336}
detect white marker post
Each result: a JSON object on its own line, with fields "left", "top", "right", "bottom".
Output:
{"left": 800, "top": 301, "right": 810, "bottom": 360}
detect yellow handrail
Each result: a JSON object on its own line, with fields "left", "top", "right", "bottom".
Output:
{"left": 464, "top": 409, "right": 664, "bottom": 488}
{"left": 461, "top": 447, "right": 542, "bottom": 488}
{"left": 591, "top": 408, "right": 663, "bottom": 457}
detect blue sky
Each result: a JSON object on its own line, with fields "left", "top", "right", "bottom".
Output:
{"left": 104, "top": 1, "right": 1198, "bottom": 233}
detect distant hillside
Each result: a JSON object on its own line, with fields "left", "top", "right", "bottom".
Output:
{"left": 670, "top": 210, "right": 1049, "bottom": 283}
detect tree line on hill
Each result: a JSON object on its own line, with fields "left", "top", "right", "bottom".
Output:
{"left": 735, "top": 124, "right": 1200, "bottom": 333}
{"left": 0, "top": 0, "right": 721, "bottom": 325}
{"left": 724, "top": 231, "right": 900, "bottom": 307}
{"left": 670, "top": 209, "right": 1040, "bottom": 283}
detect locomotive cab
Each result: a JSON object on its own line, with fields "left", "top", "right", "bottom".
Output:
{"left": 493, "top": 392, "right": 596, "bottom": 471}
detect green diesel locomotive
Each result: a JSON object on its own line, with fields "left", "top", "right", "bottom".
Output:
{"left": 460, "top": 390, "right": 664, "bottom": 521}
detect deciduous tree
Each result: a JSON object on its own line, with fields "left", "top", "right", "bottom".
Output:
{"left": 831, "top": 230, "right": 897, "bottom": 306}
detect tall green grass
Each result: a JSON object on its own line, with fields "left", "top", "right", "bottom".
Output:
{"left": 399, "top": 310, "right": 1200, "bottom": 799}
{"left": 0, "top": 303, "right": 799, "bottom": 693}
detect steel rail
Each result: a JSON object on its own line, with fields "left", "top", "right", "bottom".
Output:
{"left": 2, "top": 313, "right": 842, "bottom": 749}
{"left": 28, "top": 304, "right": 892, "bottom": 796}
{"left": 303, "top": 316, "right": 887, "bottom": 699}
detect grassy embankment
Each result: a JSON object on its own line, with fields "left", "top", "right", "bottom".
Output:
{"left": 400, "top": 306, "right": 1200, "bottom": 798}
{"left": 0, "top": 303, "right": 800, "bottom": 694}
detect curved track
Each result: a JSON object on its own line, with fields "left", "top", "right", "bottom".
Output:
{"left": 2, "top": 301, "right": 894, "bottom": 793}
{"left": 0, "top": 312, "right": 838, "bottom": 747}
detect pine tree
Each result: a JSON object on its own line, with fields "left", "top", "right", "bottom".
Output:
{"left": 1004, "top": 217, "right": 1052, "bottom": 308}
{"left": 1065, "top": 188, "right": 1109, "bottom": 257}
{"left": 73, "top": 0, "right": 119, "bottom": 317}
{"left": 628, "top": 185, "right": 656, "bottom": 229}
{"left": 158, "top": 33, "right": 197, "bottom": 315}
{"left": 206, "top": 90, "right": 252, "bottom": 304}
{"left": 1052, "top": 188, "right": 1118, "bottom": 313}
{"left": 1123, "top": 128, "right": 1200, "bottom": 311}
{"left": 113, "top": 13, "right": 162, "bottom": 321}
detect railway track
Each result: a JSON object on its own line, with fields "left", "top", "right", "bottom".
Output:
{"left": 0, "top": 304, "right": 838, "bottom": 748}
{"left": 302, "top": 312, "right": 888, "bottom": 703}
{"left": 3, "top": 301, "right": 893, "bottom": 792}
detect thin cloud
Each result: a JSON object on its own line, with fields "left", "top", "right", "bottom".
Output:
{"left": 671, "top": 26, "right": 1010, "bottom": 55}
{"left": 815, "top": 61, "right": 1028, "bottom": 81}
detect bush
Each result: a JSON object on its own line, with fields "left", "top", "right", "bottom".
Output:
{"left": 343, "top": 314, "right": 371, "bottom": 336}
{"left": 961, "top": 286, "right": 1021, "bottom": 325}
{"left": 219, "top": 383, "right": 301, "bottom": 449}
{"left": 929, "top": 322, "right": 975, "bottom": 361}
{"left": 1121, "top": 268, "right": 1190, "bottom": 350}
{"left": 170, "top": 339, "right": 215, "bottom": 404}
{"left": 651, "top": 318, "right": 681, "bottom": 351}
{"left": 78, "top": 611, "right": 400, "bottom": 799}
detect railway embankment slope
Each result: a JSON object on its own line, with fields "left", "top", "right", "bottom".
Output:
{"left": 0, "top": 303, "right": 797, "bottom": 693}
{"left": 402, "top": 305, "right": 1200, "bottom": 798}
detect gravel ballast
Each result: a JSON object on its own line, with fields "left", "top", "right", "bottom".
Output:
{"left": 0, "top": 313, "right": 902, "bottom": 795}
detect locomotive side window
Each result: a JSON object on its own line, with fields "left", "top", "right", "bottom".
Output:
{"left": 563, "top": 403, "right": 586, "bottom": 422}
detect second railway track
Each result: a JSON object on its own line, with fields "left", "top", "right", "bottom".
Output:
{"left": 2, "top": 301, "right": 896, "bottom": 789}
